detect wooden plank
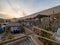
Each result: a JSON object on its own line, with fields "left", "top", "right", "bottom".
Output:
{"left": 38, "top": 35, "right": 60, "bottom": 45}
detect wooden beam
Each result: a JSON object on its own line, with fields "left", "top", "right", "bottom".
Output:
{"left": 38, "top": 36, "right": 60, "bottom": 44}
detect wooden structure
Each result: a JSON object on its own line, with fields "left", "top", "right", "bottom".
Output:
{"left": 24, "top": 26, "right": 60, "bottom": 45}
{"left": 1, "top": 6, "right": 60, "bottom": 45}
{"left": 16, "top": 6, "right": 60, "bottom": 45}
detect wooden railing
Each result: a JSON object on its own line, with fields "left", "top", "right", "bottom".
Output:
{"left": 24, "top": 26, "right": 60, "bottom": 45}
{"left": 33, "top": 26, "right": 60, "bottom": 38}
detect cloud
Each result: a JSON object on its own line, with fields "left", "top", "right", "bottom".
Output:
{"left": 0, "top": 0, "right": 60, "bottom": 19}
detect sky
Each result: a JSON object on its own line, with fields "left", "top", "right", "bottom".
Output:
{"left": 0, "top": 0, "right": 60, "bottom": 19}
